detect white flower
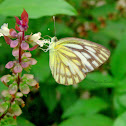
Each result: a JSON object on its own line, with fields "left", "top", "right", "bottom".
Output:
{"left": 29, "top": 32, "right": 50, "bottom": 47}
{"left": 29, "top": 32, "right": 41, "bottom": 42}
{"left": 0, "top": 23, "right": 10, "bottom": 37}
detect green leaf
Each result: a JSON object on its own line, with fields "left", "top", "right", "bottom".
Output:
{"left": 59, "top": 114, "right": 113, "bottom": 126}
{"left": 31, "top": 52, "right": 50, "bottom": 83}
{"left": 114, "top": 111, "right": 126, "bottom": 126}
{"left": 91, "top": 3, "right": 117, "bottom": 18}
{"left": 17, "top": 117, "right": 35, "bottom": 126}
{"left": 0, "top": 15, "right": 6, "bottom": 26}
{"left": 110, "top": 35, "right": 126, "bottom": 79}
{"left": 79, "top": 72, "right": 114, "bottom": 90}
{"left": 62, "top": 97, "right": 108, "bottom": 118}
{"left": 113, "top": 95, "right": 126, "bottom": 115}
{"left": 57, "top": 86, "right": 78, "bottom": 111}
{"left": 0, "top": 0, "right": 77, "bottom": 18}
{"left": 0, "top": 117, "right": 17, "bottom": 126}
{"left": 40, "top": 84, "right": 58, "bottom": 113}
{"left": 0, "top": 79, "right": 8, "bottom": 94}
{"left": 40, "top": 21, "right": 74, "bottom": 37}
{"left": 113, "top": 78, "right": 126, "bottom": 115}
{"left": 100, "top": 20, "right": 126, "bottom": 40}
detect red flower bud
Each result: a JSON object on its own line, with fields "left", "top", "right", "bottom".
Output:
{"left": 15, "top": 24, "right": 21, "bottom": 32}
{"left": 21, "top": 9, "right": 28, "bottom": 20}
{"left": 15, "top": 16, "right": 21, "bottom": 25}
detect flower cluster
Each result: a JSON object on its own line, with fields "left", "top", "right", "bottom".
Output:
{"left": 0, "top": 9, "right": 41, "bottom": 120}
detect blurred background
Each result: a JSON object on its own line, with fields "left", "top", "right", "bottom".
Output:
{"left": 0, "top": 0, "right": 126, "bottom": 126}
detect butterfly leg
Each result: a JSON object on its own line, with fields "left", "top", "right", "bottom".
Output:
{"left": 39, "top": 47, "right": 49, "bottom": 52}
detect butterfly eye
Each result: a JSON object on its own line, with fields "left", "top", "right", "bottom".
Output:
{"left": 51, "top": 36, "right": 58, "bottom": 42}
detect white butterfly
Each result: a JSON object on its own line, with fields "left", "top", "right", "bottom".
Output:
{"left": 41, "top": 37, "right": 110, "bottom": 85}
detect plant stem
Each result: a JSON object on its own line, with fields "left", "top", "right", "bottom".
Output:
{"left": 0, "top": 113, "right": 6, "bottom": 120}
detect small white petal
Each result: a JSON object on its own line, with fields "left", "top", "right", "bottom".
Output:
{"left": 29, "top": 32, "right": 41, "bottom": 42}
{"left": 0, "top": 23, "right": 10, "bottom": 37}
{"left": 0, "top": 33, "right": 3, "bottom": 37}
{"left": 36, "top": 40, "right": 44, "bottom": 47}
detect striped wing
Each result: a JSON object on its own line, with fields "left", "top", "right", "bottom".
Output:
{"left": 49, "top": 37, "right": 110, "bottom": 85}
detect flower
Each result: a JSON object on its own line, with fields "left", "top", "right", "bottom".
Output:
{"left": 35, "top": 40, "right": 45, "bottom": 47}
{"left": 15, "top": 9, "right": 29, "bottom": 31}
{"left": 29, "top": 32, "right": 41, "bottom": 42}
{"left": 0, "top": 23, "right": 10, "bottom": 37}
{"left": 29, "top": 32, "right": 46, "bottom": 47}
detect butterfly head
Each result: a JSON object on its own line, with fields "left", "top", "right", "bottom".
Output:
{"left": 51, "top": 36, "right": 58, "bottom": 43}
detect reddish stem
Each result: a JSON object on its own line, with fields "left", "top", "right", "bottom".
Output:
{"left": 0, "top": 113, "right": 6, "bottom": 120}
{"left": 19, "top": 44, "right": 22, "bottom": 63}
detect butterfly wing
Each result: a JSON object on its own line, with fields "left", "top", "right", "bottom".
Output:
{"left": 49, "top": 37, "right": 110, "bottom": 85}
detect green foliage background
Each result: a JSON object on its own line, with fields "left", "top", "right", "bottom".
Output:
{"left": 0, "top": 0, "right": 126, "bottom": 125}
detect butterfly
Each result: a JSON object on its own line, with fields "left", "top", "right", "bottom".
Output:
{"left": 45, "top": 36, "right": 110, "bottom": 85}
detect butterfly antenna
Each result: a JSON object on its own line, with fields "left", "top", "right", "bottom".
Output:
{"left": 53, "top": 16, "right": 56, "bottom": 36}
{"left": 43, "top": 35, "right": 52, "bottom": 38}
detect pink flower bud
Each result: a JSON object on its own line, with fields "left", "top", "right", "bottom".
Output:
{"left": 0, "top": 102, "right": 9, "bottom": 113}
{"left": 27, "top": 79, "right": 38, "bottom": 86}
{"left": 19, "top": 83, "right": 30, "bottom": 94}
{"left": 21, "top": 42, "right": 29, "bottom": 50}
{"left": 12, "top": 48, "right": 19, "bottom": 57}
{"left": 18, "top": 32, "right": 23, "bottom": 38}
{"left": 5, "top": 61, "right": 14, "bottom": 69}
{"left": 13, "top": 63, "right": 22, "bottom": 73}
{"left": 8, "top": 83, "right": 18, "bottom": 95}
{"left": 1, "top": 75, "right": 12, "bottom": 83}
{"left": 24, "top": 35, "right": 30, "bottom": 40}
{"left": 16, "top": 92, "right": 23, "bottom": 97}
{"left": 22, "top": 74, "right": 34, "bottom": 79}
{"left": 10, "top": 40, "right": 19, "bottom": 48}
{"left": 1, "top": 90, "right": 10, "bottom": 97}
{"left": 9, "top": 29, "right": 17, "bottom": 38}
{"left": 29, "top": 58, "right": 37, "bottom": 65}
{"left": 21, "top": 61, "right": 30, "bottom": 68}
{"left": 22, "top": 52, "right": 31, "bottom": 58}
{"left": 11, "top": 103, "right": 22, "bottom": 116}
{"left": 15, "top": 98, "right": 25, "bottom": 106}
